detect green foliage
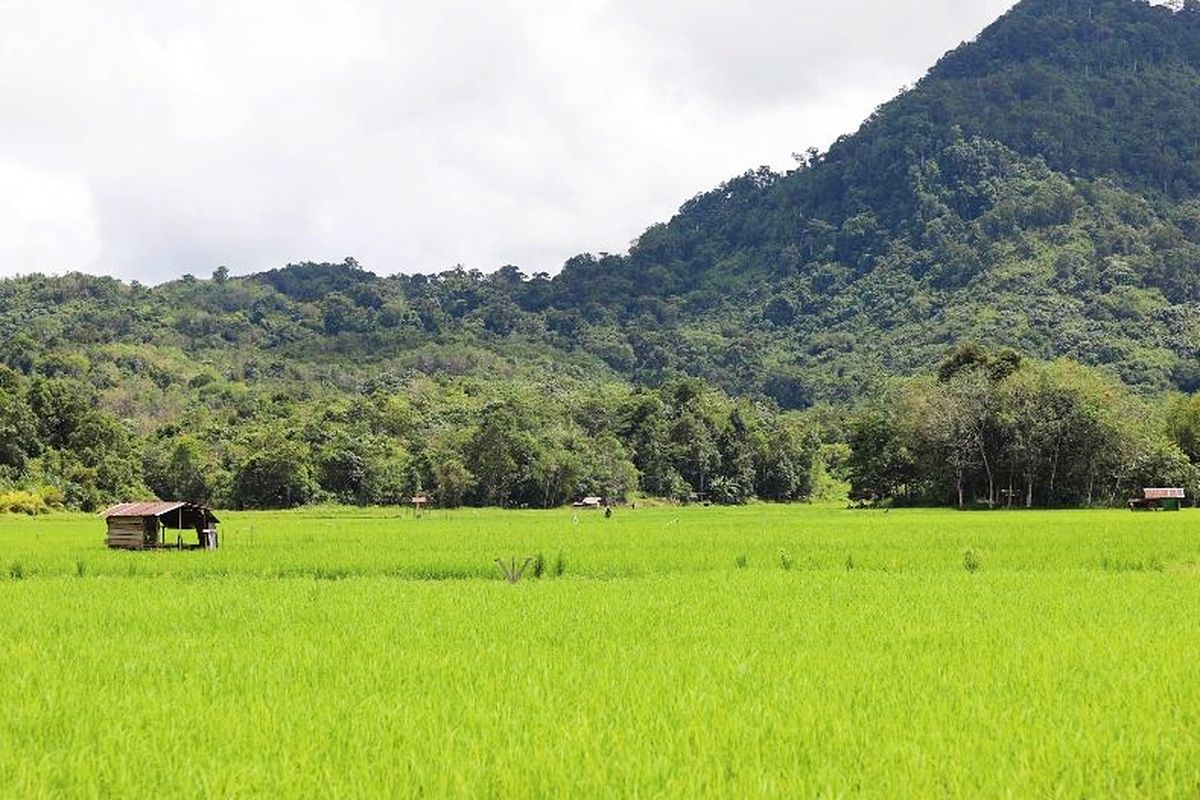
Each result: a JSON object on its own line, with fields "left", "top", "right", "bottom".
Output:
{"left": 778, "top": 548, "right": 794, "bottom": 571}
{"left": 0, "top": 388, "right": 37, "bottom": 470}
{"left": 233, "top": 441, "right": 314, "bottom": 510}
{"left": 429, "top": 455, "right": 473, "bottom": 509}
{"left": 848, "top": 345, "right": 1199, "bottom": 507}
{"left": 1166, "top": 392, "right": 1200, "bottom": 462}
{"left": 143, "top": 435, "right": 223, "bottom": 505}
{"left": 963, "top": 547, "right": 982, "bottom": 573}
{"left": 0, "top": 488, "right": 63, "bottom": 516}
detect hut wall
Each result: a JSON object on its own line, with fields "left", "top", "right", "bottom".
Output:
{"left": 106, "top": 516, "right": 156, "bottom": 549}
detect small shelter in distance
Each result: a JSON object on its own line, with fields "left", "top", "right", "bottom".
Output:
{"left": 572, "top": 496, "right": 604, "bottom": 510}
{"left": 1128, "top": 488, "right": 1185, "bottom": 512}
{"left": 102, "top": 501, "right": 220, "bottom": 550}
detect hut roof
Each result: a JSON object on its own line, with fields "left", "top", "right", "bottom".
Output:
{"left": 1144, "top": 488, "right": 1185, "bottom": 500}
{"left": 101, "top": 501, "right": 219, "bottom": 523}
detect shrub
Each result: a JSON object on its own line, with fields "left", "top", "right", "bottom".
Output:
{"left": 778, "top": 549, "right": 794, "bottom": 571}
{"left": 963, "top": 548, "right": 981, "bottom": 573}
{"left": 37, "top": 485, "right": 66, "bottom": 509}
{"left": 0, "top": 490, "right": 49, "bottom": 515}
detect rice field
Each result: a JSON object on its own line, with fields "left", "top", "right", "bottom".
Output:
{"left": 2, "top": 505, "right": 1199, "bottom": 797}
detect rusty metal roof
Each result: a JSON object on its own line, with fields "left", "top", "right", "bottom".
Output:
{"left": 1144, "top": 488, "right": 1186, "bottom": 500}
{"left": 101, "top": 501, "right": 215, "bottom": 519}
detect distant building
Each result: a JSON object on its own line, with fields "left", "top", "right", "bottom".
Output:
{"left": 101, "top": 501, "right": 220, "bottom": 549}
{"left": 572, "top": 496, "right": 604, "bottom": 509}
{"left": 1129, "top": 488, "right": 1185, "bottom": 512}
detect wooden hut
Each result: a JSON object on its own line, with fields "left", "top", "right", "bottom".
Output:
{"left": 1128, "top": 488, "right": 1185, "bottom": 512}
{"left": 101, "top": 501, "right": 220, "bottom": 550}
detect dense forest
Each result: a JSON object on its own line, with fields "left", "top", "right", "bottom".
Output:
{"left": 5, "top": 0, "right": 1200, "bottom": 510}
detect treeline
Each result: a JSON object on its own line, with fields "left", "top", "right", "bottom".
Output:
{"left": 846, "top": 344, "right": 1199, "bottom": 507}
{"left": 6, "top": 341, "right": 1200, "bottom": 512}
{"left": 0, "top": 364, "right": 819, "bottom": 511}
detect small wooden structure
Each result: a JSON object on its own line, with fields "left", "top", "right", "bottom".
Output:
{"left": 1128, "top": 488, "right": 1185, "bottom": 512}
{"left": 572, "top": 496, "right": 604, "bottom": 510}
{"left": 411, "top": 495, "right": 428, "bottom": 517}
{"left": 102, "top": 501, "right": 220, "bottom": 550}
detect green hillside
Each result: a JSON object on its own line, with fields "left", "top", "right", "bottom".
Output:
{"left": 535, "top": 0, "right": 1200, "bottom": 402}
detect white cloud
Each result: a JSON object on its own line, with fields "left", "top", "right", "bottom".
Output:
{"left": 0, "top": 0, "right": 1021, "bottom": 282}
{"left": 0, "top": 160, "right": 102, "bottom": 274}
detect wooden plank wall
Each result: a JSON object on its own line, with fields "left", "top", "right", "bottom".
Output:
{"left": 106, "top": 517, "right": 150, "bottom": 549}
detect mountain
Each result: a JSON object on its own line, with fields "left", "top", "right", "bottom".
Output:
{"left": 528, "top": 0, "right": 1200, "bottom": 402}
{"left": 4, "top": 0, "right": 1200, "bottom": 509}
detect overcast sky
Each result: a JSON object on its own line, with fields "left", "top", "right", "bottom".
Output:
{"left": 0, "top": 0, "right": 1023, "bottom": 283}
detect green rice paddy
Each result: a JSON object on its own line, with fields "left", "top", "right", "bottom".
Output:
{"left": 2, "top": 506, "right": 1199, "bottom": 797}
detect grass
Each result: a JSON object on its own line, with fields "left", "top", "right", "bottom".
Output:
{"left": 1, "top": 505, "right": 1199, "bottom": 796}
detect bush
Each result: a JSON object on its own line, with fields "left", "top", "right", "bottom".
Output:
{"left": 233, "top": 444, "right": 314, "bottom": 509}
{"left": 963, "top": 548, "right": 982, "bottom": 573}
{"left": 0, "top": 490, "right": 49, "bottom": 515}
{"left": 37, "top": 485, "right": 65, "bottom": 509}
{"left": 778, "top": 548, "right": 794, "bottom": 571}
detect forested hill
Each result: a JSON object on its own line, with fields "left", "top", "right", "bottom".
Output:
{"left": 534, "top": 0, "right": 1200, "bottom": 403}
{"left": 7, "top": 0, "right": 1200, "bottom": 510}
{"left": 8, "top": 0, "right": 1200, "bottom": 405}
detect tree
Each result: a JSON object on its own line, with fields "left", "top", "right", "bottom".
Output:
{"left": 577, "top": 434, "right": 639, "bottom": 502}
{"left": 361, "top": 448, "right": 415, "bottom": 506}
{"left": 1166, "top": 392, "right": 1200, "bottom": 463}
{"left": 321, "top": 292, "right": 360, "bottom": 335}
{"left": 945, "top": 369, "right": 1000, "bottom": 506}
{"left": 754, "top": 418, "right": 819, "bottom": 501}
{"left": 464, "top": 402, "right": 541, "bottom": 507}
{"left": 316, "top": 444, "right": 369, "bottom": 504}
{"left": 233, "top": 443, "right": 313, "bottom": 509}
{"left": 430, "top": 455, "right": 472, "bottom": 509}
{"left": 25, "top": 378, "right": 95, "bottom": 450}
{"left": 916, "top": 378, "right": 981, "bottom": 508}
{"left": 143, "top": 435, "right": 219, "bottom": 503}
{"left": 0, "top": 389, "right": 37, "bottom": 469}
{"left": 938, "top": 341, "right": 990, "bottom": 383}
{"left": 847, "top": 392, "right": 921, "bottom": 503}
{"left": 763, "top": 296, "right": 797, "bottom": 326}
{"left": 999, "top": 368, "right": 1055, "bottom": 507}
{"left": 531, "top": 446, "right": 581, "bottom": 508}
{"left": 668, "top": 410, "right": 719, "bottom": 498}
{"left": 714, "top": 408, "right": 756, "bottom": 504}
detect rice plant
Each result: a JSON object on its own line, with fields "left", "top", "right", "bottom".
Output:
{"left": 0, "top": 505, "right": 1197, "bottom": 796}
{"left": 963, "top": 547, "right": 981, "bottom": 573}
